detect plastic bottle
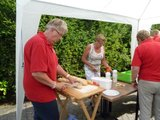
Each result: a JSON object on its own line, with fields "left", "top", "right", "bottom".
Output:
{"left": 105, "top": 72, "right": 111, "bottom": 80}
{"left": 112, "top": 70, "right": 118, "bottom": 82}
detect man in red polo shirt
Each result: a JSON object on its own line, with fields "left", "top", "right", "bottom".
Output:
{"left": 131, "top": 30, "right": 160, "bottom": 120}
{"left": 150, "top": 29, "right": 160, "bottom": 42}
{"left": 23, "top": 18, "right": 75, "bottom": 120}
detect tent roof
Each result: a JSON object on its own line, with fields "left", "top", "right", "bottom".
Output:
{"left": 34, "top": 0, "right": 160, "bottom": 22}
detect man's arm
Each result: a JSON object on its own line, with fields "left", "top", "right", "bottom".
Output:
{"left": 32, "top": 72, "right": 57, "bottom": 89}
{"left": 57, "top": 64, "right": 69, "bottom": 78}
{"left": 131, "top": 66, "right": 140, "bottom": 85}
{"left": 57, "top": 64, "right": 75, "bottom": 83}
{"left": 32, "top": 72, "right": 67, "bottom": 90}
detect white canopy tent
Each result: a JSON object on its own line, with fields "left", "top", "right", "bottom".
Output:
{"left": 16, "top": 0, "right": 160, "bottom": 119}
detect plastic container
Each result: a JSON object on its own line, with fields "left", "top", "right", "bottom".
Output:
{"left": 112, "top": 70, "right": 118, "bottom": 83}
{"left": 118, "top": 70, "right": 131, "bottom": 83}
{"left": 91, "top": 77, "right": 112, "bottom": 89}
{"left": 105, "top": 72, "right": 111, "bottom": 80}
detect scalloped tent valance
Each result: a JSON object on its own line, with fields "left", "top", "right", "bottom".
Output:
{"left": 16, "top": 0, "right": 160, "bottom": 119}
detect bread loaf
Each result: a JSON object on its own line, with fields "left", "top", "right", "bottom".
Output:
{"left": 62, "top": 82, "right": 82, "bottom": 89}
{"left": 72, "top": 82, "right": 83, "bottom": 89}
{"left": 58, "top": 76, "right": 88, "bottom": 86}
{"left": 87, "top": 80, "right": 94, "bottom": 85}
{"left": 71, "top": 76, "right": 88, "bottom": 86}
{"left": 58, "top": 77, "right": 69, "bottom": 83}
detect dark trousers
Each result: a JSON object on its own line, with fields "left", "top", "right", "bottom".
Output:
{"left": 32, "top": 99, "right": 59, "bottom": 120}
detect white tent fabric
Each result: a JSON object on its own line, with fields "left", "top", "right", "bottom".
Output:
{"left": 16, "top": 0, "right": 160, "bottom": 119}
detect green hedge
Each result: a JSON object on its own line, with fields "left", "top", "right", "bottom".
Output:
{"left": 0, "top": 0, "right": 16, "bottom": 102}
{"left": 39, "top": 16, "right": 132, "bottom": 77}
{"left": 1, "top": 0, "right": 160, "bottom": 102}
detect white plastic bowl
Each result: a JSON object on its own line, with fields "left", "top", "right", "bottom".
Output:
{"left": 91, "top": 77, "right": 112, "bottom": 89}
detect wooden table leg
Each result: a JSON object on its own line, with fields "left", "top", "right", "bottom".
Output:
{"left": 135, "top": 92, "right": 139, "bottom": 120}
{"left": 78, "top": 93, "right": 102, "bottom": 120}
{"left": 91, "top": 93, "right": 102, "bottom": 120}
{"left": 108, "top": 101, "right": 112, "bottom": 112}
{"left": 78, "top": 100, "right": 91, "bottom": 120}
{"left": 56, "top": 93, "right": 70, "bottom": 120}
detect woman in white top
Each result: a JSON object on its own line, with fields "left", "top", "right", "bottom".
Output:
{"left": 82, "top": 34, "right": 111, "bottom": 80}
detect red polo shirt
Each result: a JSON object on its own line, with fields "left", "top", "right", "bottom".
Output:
{"left": 153, "top": 35, "right": 160, "bottom": 42}
{"left": 132, "top": 38, "right": 160, "bottom": 82}
{"left": 23, "top": 32, "right": 58, "bottom": 102}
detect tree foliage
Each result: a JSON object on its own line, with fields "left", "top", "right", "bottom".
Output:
{"left": 1, "top": 0, "right": 160, "bottom": 102}
{"left": 151, "top": 24, "right": 160, "bottom": 30}
{"left": 39, "top": 16, "right": 132, "bottom": 77}
{"left": 0, "top": 0, "right": 16, "bottom": 102}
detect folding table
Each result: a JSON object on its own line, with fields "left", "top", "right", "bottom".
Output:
{"left": 56, "top": 85, "right": 104, "bottom": 120}
{"left": 101, "top": 81, "right": 138, "bottom": 119}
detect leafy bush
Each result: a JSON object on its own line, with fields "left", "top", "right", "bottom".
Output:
{"left": 0, "top": 0, "right": 16, "bottom": 102}
{"left": 1, "top": 0, "right": 160, "bottom": 102}
{"left": 151, "top": 24, "right": 160, "bottom": 30}
{"left": 39, "top": 16, "right": 132, "bottom": 77}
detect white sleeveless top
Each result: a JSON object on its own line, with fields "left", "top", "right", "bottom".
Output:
{"left": 85, "top": 43, "right": 104, "bottom": 71}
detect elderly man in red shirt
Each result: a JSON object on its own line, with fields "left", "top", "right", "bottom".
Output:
{"left": 131, "top": 30, "right": 160, "bottom": 120}
{"left": 23, "top": 18, "right": 75, "bottom": 120}
{"left": 150, "top": 29, "right": 160, "bottom": 42}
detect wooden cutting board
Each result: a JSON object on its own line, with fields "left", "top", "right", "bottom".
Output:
{"left": 58, "top": 84, "right": 104, "bottom": 100}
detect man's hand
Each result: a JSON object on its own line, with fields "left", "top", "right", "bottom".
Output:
{"left": 67, "top": 75, "right": 76, "bottom": 84}
{"left": 131, "top": 81, "right": 138, "bottom": 88}
{"left": 55, "top": 82, "right": 68, "bottom": 91}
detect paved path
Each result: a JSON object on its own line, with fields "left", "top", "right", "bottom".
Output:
{"left": 0, "top": 93, "right": 138, "bottom": 120}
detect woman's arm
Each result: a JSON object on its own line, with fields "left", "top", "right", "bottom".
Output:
{"left": 81, "top": 44, "right": 97, "bottom": 71}
{"left": 101, "top": 54, "right": 112, "bottom": 71}
{"left": 101, "top": 55, "right": 109, "bottom": 67}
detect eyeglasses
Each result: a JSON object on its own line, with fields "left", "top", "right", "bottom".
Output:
{"left": 54, "top": 29, "right": 63, "bottom": 37}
